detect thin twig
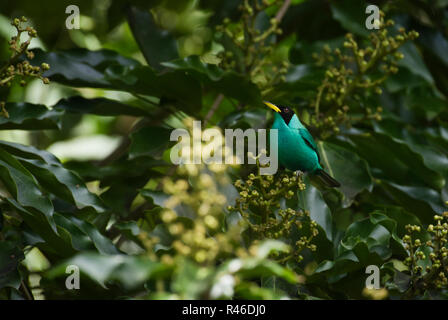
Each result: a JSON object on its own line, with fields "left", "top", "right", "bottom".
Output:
{"left": 204, "top": 93, "right": 224, "bottom": 126}
{"left": 20, "top": 280, "right": 34, "bottom": 300}
{"left": 97, "top": 137, "right": 132, "bottom": 166}
{"left": 275, "top": 0, "right": 292, "bottom": 22}
{"left": 314, "top": 80, "right": 328, "bottom": 119}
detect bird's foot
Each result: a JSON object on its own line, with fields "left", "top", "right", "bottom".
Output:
{"left": 294, "top": 170, "right": 304, "bottom": 178}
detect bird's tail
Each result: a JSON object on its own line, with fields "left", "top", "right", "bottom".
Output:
{"left": 316, "top": 169, "right": 341, "bottom": 188}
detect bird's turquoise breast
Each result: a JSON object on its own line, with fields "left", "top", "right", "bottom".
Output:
{"left": 272, "top": 115, "right": 319, "bottom": 172}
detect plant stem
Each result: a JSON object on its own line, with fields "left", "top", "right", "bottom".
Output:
{"left": 204, "top": 93, "right": 224, "bottom": 126}
{"left": 275, "top": 0, "right": 292, "bottom": 22}
{"left": 20, "top": 280, "right": 34, "bottom": 300}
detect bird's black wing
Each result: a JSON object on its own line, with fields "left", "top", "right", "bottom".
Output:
{"left": 298, "top": 128, "right": 320, "bottom": 163}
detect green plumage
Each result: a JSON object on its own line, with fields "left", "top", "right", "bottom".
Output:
{"left": 269, "top": 104, "right": 340, "bottom": 188}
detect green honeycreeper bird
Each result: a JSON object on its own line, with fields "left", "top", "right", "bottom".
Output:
{"left": 264, "top": 101, "right": 340, "bottom": 188}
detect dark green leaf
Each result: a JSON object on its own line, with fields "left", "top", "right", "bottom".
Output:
{"left": 129, "top": 126, "right": 172, "bottom": 159}
{"left": 381, "top": 182, "right": 444, "bottom": 224}
{"left": 54, "top": 96, "right": 152, "bottom": 117}
{"left": 46, "top": 252, "right": 168, "bottom": 290}
{"left": 20, "top": 159, "right": 106, "bottom": 213}
{"left": 330, "top": 0, "right": 369, "bottom": 37}
{"left": 161, "top": 56, "right": 262, "bottom": 105}
{"left": 55, "top": 214, "right": 118, "bottom": 255}
{"left": 0, "top": 242, "right": 24, "bottom": 290}
{"left": 318, "top": 141, "right": 373, "bottom": 206}
{"left": 397, "top": 42, "right": 434, "bottom": 84}
{"left": 300, "top": 178, "right": 333, "bottom": 241}
{"left": 348, "top": 132, "right": 445, "bottom": 190}
{"left": 0, "top": 147, "right": 55, "bottom": 231}
{"left": 0, "top": 103, "right": 62, "bottom": 130}
{"left": 0, "top": 141, "right": 60, "bottom": 165}
{"left": 127, "top": 6, "right": 178, "bottom": 70}
{"left": 32, "top": 48, "right": 140, "bottom": 88}
{"left": 33, "top": 49, "right": 202, "bottom": 113}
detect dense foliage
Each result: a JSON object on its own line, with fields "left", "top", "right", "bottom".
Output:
{"left": 0, "top": 0, "right": 448, "bottom": 300}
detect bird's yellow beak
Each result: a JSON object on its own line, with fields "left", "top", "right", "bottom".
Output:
{"left": 263, "top": 101, "right": 281, "bottom": 113}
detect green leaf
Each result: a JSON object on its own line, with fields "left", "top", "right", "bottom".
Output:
{"left": 363, "top": 211, "right": 406, "bottom": 256}
{"left": 53, "top": 214, "right": 95, "bottom": 252}
{"left": 0, "top": 142, "right": 116, "bottom": 256}
{"left": 234, "top": 282, "right": 288, "bottom": 299}
{"left": 300, "top": 178, "right": 333, "bottom": 241}
{"left": 106, "top": 0, "right": 164, "bottom": 31}
{"left": 381, "top": 182, "right": 444, "bottom": 224}
{"left": 318, "top": 141, "right": 373, "bottom": 206}
{"left": 6, "top": 198, "right": 75, "bottom": 257}
{"left": 19, "top": 158, "right": 106, "bottom": 213}
{"left": 255, "top": 240, "right": 290, "bottom": 259}
{"left": 0, "top": 141, "right": 106, "bottom": 213}
{"left": 315, "top": 212, "right": 401, "bottom": 278}
{"left": 394, "top": 271, "right": 411, "bottom": 293}
{"left": 373, "top": 119, "right": 448, "bottom": 176}
{"left": 46, "top": 252, "right": 167, "bottom": 290}
{"left": 54, "top": 96, "right": 152, "bottom": 117}
{"left": 281, "top": 0, "right": 344, "bottom": 42}
{"left": 377, "top": 205, "right": 421, "bottom": 236}
{"left": 198, "top": 0, "right": 240, "bottom": 26}
{"left": 330, "top": 0, "right": 369, "bottom": 37}
{"left": 341, "top": 220, "right": 391, "bottom": 258}
{"left": 218, "top": 109, "right": 268, "bottom": 129}
{"left": 172, "top": 258, "right": 213, "bottom": 299}
{"left": 236, "top": 259, "right": 298, "bottom": 283}
{"left": 113, "top": 221, "right": 141, "bottom": 244}
{"left": 161, "top": 56, "right": 262, "bottom": 105}
{"left": 0, "top": 147, "right": 55, "bottom": 231}
{"left": 397, "top": 42, "right": 434, "bottom": 84}
{"left": 129, "top": 126, "right": 172, "bottom": 159}
{"left": 223, "top": 257, "right": 298, "bottom": 284}
{"left": 0, "top": 141, "right": 60, "bottom": 165}
{"left": 0, "top": 103, "right": 63, "bottom": 130}
{"left": 272, "top": 66, "right": 325, "bottom": 101}
{"left": 64, "top": 157, "right": 167, "bottom": 182}
{"left": 419, "top": 30, "right": 448, "bottom": 67}
{"left": 384, "top": 68, "right": 425, "bottom": 92}
{"left": 32, "top": 48, "right": 140, "bottom": 88}
{"left": 140, "top": 189, "right": 170, "bottom": 207}
{"left": 109, "top": 64, "right": 202, "bottom": 113}
{"left": 0, "top": 242, "right": 24, "bottom": 290}
{"left": 54, "top": 214, "right": 118, "bottom": 255}
{"left": 33, "top": 49, "right": 202, "bottom": 113}
{"left": 127, "top": 6, "right": 178, "bottom": 70}
{"left": 348, "top": 132, "right": 445, "bottom": 190}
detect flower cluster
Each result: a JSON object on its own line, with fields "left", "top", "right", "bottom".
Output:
{"left": 215, "top": 0, "right": 289, "bottom": 90}
{"left": 229, "top": 169, "right": 318, "bottom": 264}
{"left": 140, "top": 118, "right": 247, "bottom": 266}
{"left": 402, "top": 209, "right": 448, "bottom": 295}
{"left": 310, "top": 12, "right": 419, "bottom": 138}
{"left": 0, "top": 17, "right": 50, "bottom": 117}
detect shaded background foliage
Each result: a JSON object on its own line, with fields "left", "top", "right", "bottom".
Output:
{"left": 0, "top": 0, "right": 448, "bottom": 300}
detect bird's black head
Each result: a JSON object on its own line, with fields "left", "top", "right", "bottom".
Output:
{"left": 264, "top": 102, "right": 295, "bottom": 125}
